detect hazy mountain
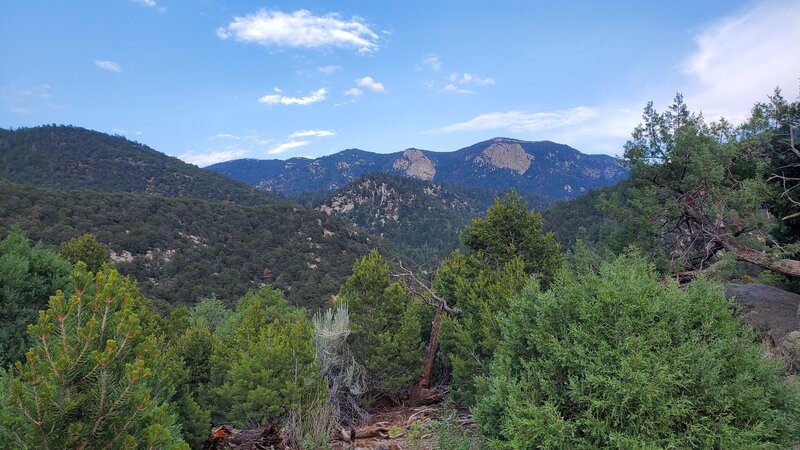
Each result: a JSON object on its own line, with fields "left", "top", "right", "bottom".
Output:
{"left": 208, "top": 137, "right": 628, "bottom": 200}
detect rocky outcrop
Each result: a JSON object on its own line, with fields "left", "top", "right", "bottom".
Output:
{"left": 474, "top": 141, "right": 534, "bottom": 174}
{"left": 392, "top": 149, "right": 436, "bottom": 180}
{"left": 726, "top": 283, "right": 800, "bottom": 345}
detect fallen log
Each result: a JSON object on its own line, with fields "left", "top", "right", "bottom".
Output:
{"left": 337, "top": 423, "right": 393, "bottom": 441}
{"left": 205, "top": 423, "right": 285, "bottom": 450}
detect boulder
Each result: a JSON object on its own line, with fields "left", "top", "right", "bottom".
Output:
{"left": 725, "top": 283, "right": 800, "bottom": 346}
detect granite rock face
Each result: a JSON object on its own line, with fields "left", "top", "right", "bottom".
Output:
{"left": 474, "top": 141, "right": 534, "bottom": 174}
{"left": 392, "top": 149, "right": 436, "bottom": 180}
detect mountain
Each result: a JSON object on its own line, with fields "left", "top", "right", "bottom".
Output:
{"left": 208, "top": 137, "right": 628, "bottom": 200}
{"left": 300, "top": 173, "right": 555, "bottom": 267}
{"left": 0, "top": 126, "right": 392, "bottom": 309}
{"left": 0, "top": 179, "right": 374, "bottom": 309}
{"left": 0, "top": 125, "right": 274, "bottom": 204}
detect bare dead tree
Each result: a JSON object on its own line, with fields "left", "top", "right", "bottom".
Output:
{"left": 392, "top": 260, "right": 460, "bottom": 405}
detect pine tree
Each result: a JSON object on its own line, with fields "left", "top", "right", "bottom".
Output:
{"left": 335, "top": 250, "right": 424, "bottom": 399}
{"left": 209, "top": 286, "right": 322, "bottom": 427}
{"left": 3, "top": 264, "right": 188, "bottom": 449}
{"left": 0, "top": 229, "right": 72, "bottom": 366}
{"left": 435, "top": 190, "right": 560, "bottom": 404}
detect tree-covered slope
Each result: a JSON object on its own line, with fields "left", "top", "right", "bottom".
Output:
{"left": 0, "top": 125, "right": 274, "bottom": 204}
{"left": 0, "top": 179, "right": 373, "bottom": 309}
{"left": 304, "top": 173, "right": 554, "bottom": 267}
{"left": 541, "top": 181, "right": 630, "bottom": 250}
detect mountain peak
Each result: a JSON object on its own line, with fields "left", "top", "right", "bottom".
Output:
{"left": 392, "top": 149, "right": 436, "bottom": 180}
{"left": 475, "top": 141, "right": 533, "bottom": 174}
{"left": 208, "top": 138, "right": 628, "bottom": 200}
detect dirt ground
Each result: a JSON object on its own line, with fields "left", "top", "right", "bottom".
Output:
{"left": 332, "top": 402, "right": 463, "bottom": 450}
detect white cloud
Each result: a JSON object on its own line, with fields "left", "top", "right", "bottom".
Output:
{"left": 131, "top": 0, "right": 156, "bottom": 6}
{"left": 449, "top": 72, "right": 495, "bottom": 86}
{"left": 319, "top": 65, "right": 342, "bottom": 74}
{"left": 216, "top": 9, "right": 379, "bottom": 53}
{"left": 436, "top": 72, "right": 495, "bottom": 94}
{"left": 258, "top": 87, "right": 328, "bottom": 106}
{"left": 344, "top": 87, "right": 363, "bottom": 97}
{"left": 355, "top": 76, "right": 385, "bottom": 93}
{"left": 94, "top": 60, "right": 122, "bottom": 73}
{"left": 436, "top": 107, "right": 599, "bottom": 133}
{"left": 443, "top": 83, "right": 473, "bottom": 95}
{"left": 681, "top": 0, "right": 800, "bottom": 123}
{"left": 418, "top": 54, "right": 442, "bottom": 71}
{"left": 210, "top": 133, "right": 239, "bottom": 140}
{"left": 289, "top": 129, "right": 336, "bottom": 138}
{"left": 178, "top": 149, "right": 247, "bottom": 166}
{"left": 269, "top": 140, "right": 310, "bottom": 154}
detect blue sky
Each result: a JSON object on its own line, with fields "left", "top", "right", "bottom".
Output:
{"left": 1, "top": 1, "right": 798, "bottom": 165}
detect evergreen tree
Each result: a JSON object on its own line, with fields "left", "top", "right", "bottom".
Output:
{"left": 209, "top": 287, "right": 322, "bottom": 427}
{"left": 474, "top": 250, "right": 800, "bottom": 448}
{"left": 59, "top": 233, "right": 109, "bottom": 272}
{"left": 335, "top": 250, "right": 424, "bottom": 398}
{"left": 3, "top": 264, "right": 188, "bottom": 449}
{"left": 616, "top": 92, "right": 800, "bottom": 280}
{"left": 0, "top": 229, "right": 72, "bottom": 366}
{"left": 436, "top": 191, "right": 560, "bottom": 404}
{"left": 461, "top": 189, "right": 560, "bottom": 284}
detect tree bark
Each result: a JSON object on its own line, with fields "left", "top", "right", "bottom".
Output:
{"left": 682, "top": 204, "right": 800, "bottom": 278}
{"left": 411, "top": 299, "right": 445, "bottom": 405}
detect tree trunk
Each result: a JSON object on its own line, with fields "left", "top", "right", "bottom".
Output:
{"left": 682, "top": 204, "right": 800, "bottom": 278}
{"left": 410, "top": 299, "right": 445, "bottom": 405}
{"left": 720, "top": 235, "right": 800, "bottom": 277}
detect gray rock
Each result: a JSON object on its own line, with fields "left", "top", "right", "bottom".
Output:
{"left": 725, "top": 283, "right": 800, "bottom": 345}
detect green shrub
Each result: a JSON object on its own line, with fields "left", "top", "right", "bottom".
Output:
{"left": 0, "top": 229, "right": 72, "bottom": 366}
{"left": 3, "top": 264, "right": 188, "bottom": 449}
{"left": 474, "top": 252, "right": 800, "bottom": 449}
{"left": 209, "top": 286, "right": 322, "bottom": 427}
{"left": 335, "top": 250, "right": 424, "bottom": 398}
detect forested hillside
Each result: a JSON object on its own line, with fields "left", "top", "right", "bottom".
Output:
{"left": 0, "top": 126, "right": 275, "bottom": 204}
{"left": 303, "top": 173, "right": 554, "bottom": 266}
{"left": 0, "top": 179, "right": 373, "bottom": 308}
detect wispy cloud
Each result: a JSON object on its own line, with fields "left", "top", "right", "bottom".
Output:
{"left": 442, "top": 72, "right": 495, "bottom": 94}
{"left": 319, "top": 65, "right": 342, "bottom": 74}
{"left": 418, "top": 54, "right": 442, "bottom": 71}
{"left": 680, "top": 0, "right": 800, "bottom": 123}
{"left": 130, "top": 0, "right": 156, "bottom": 6}
{"left": 210, "top": 133, "right": 240, "bottom": 140}
{"left": 217, "top": 9, "right": 379, "bottom": 53}
{"left": 448, "top": 72, "right": 495, "bottom": 86}
{"left": 269, "top": 140, "right": 310, "bottom": 154}
{"left": 94, "top": 60, "right": 122, "bottom": 73}
{"left": 355, "top": 76, "right": 385, "bottom": 93}
{"left": 436, "top": 107, "right": 598, "bottom": 133}
{"left": 258, "top": 87, "right": 328, "bottom": 106}
{"left": 12, "top": 84, "right": 51, "bottom": 99}
{"left": 178, "top": 149, "right": 247, "bottom": 166}
{"left": 289, "top": 129, "right": 336, "bottom": 138}
{"left": 343, "top": 88, "right": 363, "bottom": 97}
{"left": 443, "top": 84, "right": 473, "bottom": 95}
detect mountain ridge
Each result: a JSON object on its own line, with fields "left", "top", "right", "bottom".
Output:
{"left": 208, "top": 137, "right": 628, "bottom": 200}
{"left": 0, "top": 125, "right": 275, "bottom": 205}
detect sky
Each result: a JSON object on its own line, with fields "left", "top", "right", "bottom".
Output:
{"left": 1, "top": 1, "right": 799, "bottom": 166}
